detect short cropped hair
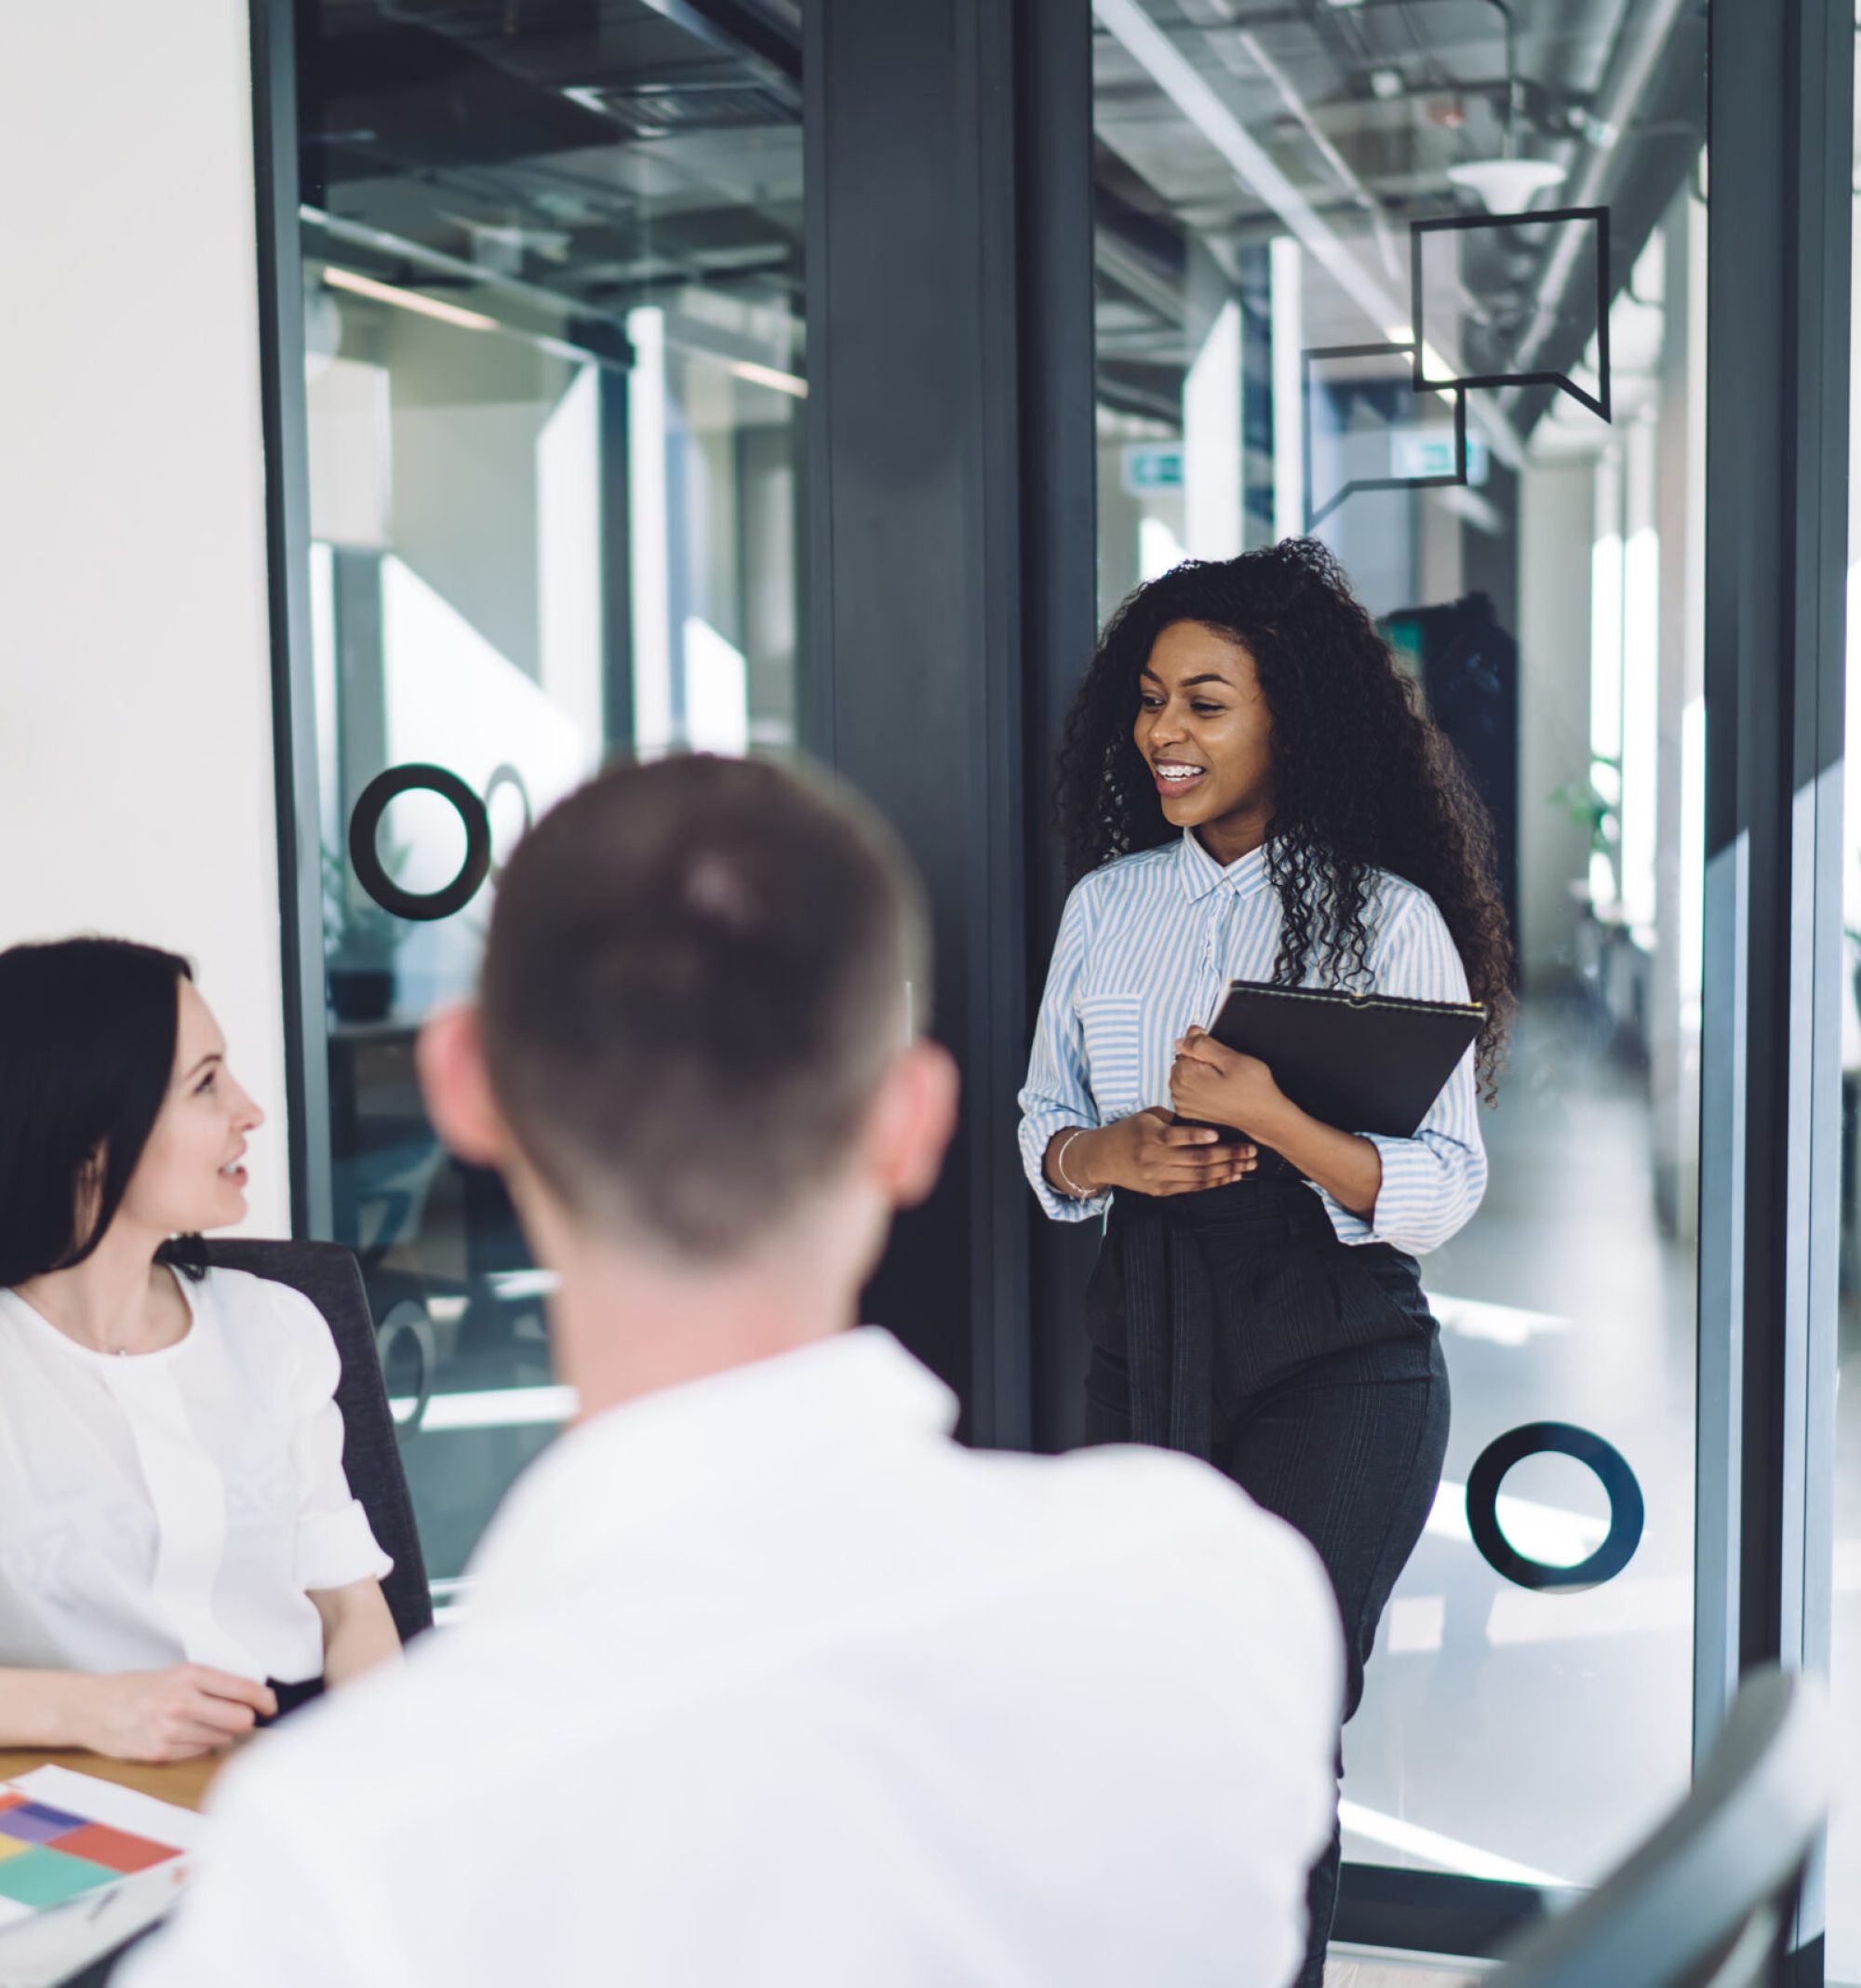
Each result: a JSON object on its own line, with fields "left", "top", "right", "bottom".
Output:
{"left": 478, "top": 754, "right": 930, "bottom": 1261}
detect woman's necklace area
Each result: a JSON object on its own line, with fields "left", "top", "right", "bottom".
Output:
{"left": 18, "top": 1287, "right": 167, "bottom": 1357}
{"left": 62, "top": 1316, "right": 139, "bottom": 1357}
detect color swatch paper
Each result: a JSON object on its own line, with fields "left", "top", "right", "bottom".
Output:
{"left": 0, "top": 1781, "right": 181, "bottom": 1921}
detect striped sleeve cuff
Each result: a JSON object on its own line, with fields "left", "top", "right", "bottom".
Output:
{"left": 1021, "top": 1114, "right": 1110, "bottom": 1225}
{"left": 1318, "top": 1133, "right": 1466, "bottom": 1256}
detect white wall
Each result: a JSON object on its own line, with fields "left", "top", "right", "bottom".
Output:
{"left": 1517, "top": 463, "right": 1597, "bottom": 989}
{"left": 0, "top": 0, "right": 290, "bottom": 1234}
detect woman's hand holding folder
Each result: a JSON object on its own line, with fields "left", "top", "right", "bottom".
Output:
{"left": 1171, "top": 1028, "right": 1383, "bottom": 1222}
{"left": 1169, "top": 1028, "right": 1284, "bottom": 1137}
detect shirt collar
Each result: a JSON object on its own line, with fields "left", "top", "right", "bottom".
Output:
{"left": 1175, "top": 829, "right": 1274, "bottom": 905}
{"left": 467, "top": 1328, "right": 957, "bottom": 1611}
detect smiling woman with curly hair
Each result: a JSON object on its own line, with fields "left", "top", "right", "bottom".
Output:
{"left": 1019, "top": 540, "right": 1513, "bottom": 1987}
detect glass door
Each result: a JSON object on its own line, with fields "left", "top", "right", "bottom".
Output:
{"left": 291, "top": 0, "right": 805, "bottom": 1603}
{"left": 1090, "top": 0, "right": 1707, "bottom": 1904}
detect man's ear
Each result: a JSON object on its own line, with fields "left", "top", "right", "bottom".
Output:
{"left": 863, "top": 1040, "right": 959, "bottom": 1211}
{"left": 416, "top": 1004, "right": 509, "bottom": 1167}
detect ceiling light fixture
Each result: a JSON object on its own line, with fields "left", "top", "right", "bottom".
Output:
{"left": 321, "top": 265, "right": 500, "bottom": 333}
{"left": 729, "top": 358, "right": 808, "bottom": 399}
{"left": 1446, "top": 155, "right": 1567, "bottom": 212}
{"left": 1444, "top": 0, "right": 1567, "bottom": 211}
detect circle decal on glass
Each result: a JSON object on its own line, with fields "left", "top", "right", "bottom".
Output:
{"left": 481, "top": 761, "right": 533, "bottom": 879}
{"left": 349, "top": 763, "right": 492, "bottom": 922}
{"left": 1465, "top": 1421, "right": 1644, "bottom": 1592}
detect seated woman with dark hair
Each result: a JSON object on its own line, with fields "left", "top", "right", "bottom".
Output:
{"left": 0, "top": 938, "right": 399, "bottom": 1762}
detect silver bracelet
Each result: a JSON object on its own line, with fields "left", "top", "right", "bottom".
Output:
{"left": 1053, "top": 1127, "right": 1095, "bottom": 1200}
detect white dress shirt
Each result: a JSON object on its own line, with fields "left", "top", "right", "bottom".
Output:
{"left": 1019, "top": 831, "right": 1487, "bottom": 1255}
{"left": 125, "top": 1328, "right": 1341, "bottom": 1988}
{"left": 0, "top": 1268, "right": 391, "bottom": 1685}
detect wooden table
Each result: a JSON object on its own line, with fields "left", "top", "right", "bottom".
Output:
{"left": 0, "top": 1748, "right": 230, "bottom": 1813}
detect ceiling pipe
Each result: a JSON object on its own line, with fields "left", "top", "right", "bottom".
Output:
{"left": 1094, "top": 0, "right": 1529, "bottom": 469}
{"left": 1321, "top": 0, "right": 1523, "bottom": 142}
{"left": 1501, "top": 0, "right": 1690, "bottom": 392}
{"left": 304, "top": 206, "right": 633, "bottom": 340}
{"left": 1231, "top": 27, "right": 1405, "bottom": 279}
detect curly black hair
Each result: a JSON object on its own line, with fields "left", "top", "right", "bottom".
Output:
{"left": 1054, "top": 540, "right": 1513, "bottom": 1095}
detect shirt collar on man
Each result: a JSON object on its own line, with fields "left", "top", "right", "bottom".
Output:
{"left": 1175, "top": 828, "right": 1273, "bottom": 905}
{"left": 466, "top": 1327, "right": 958, "bottom": 1614}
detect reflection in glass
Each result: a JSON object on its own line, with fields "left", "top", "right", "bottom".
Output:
{"left": 1091, "top": 0, "right": 1705, "bottom": 1893}
{"left": 1827, "top": 12, "right": 1861, "bottom": 1976}
{"left": 296, "top": 1, "right": 804, "bottom": 1594}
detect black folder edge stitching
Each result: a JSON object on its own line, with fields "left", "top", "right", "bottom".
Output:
{"left": 1206, "top": 981, "right": 1486, "bottom": 1026}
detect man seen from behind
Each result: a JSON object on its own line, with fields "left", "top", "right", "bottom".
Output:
{"left": 123, "top": 755, "right": 1342, "bottom": 1987}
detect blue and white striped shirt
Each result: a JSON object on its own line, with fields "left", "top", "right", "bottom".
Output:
{"left": 1018, "top": 830, "right": 1487, "bottom": 1256}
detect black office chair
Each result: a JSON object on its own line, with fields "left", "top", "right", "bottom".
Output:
{"left": 202, "top": 1238, "right": 434, "bottom": 1645}
{"left": 1491, "top": 1666, "right": 1829, "bottom": 1988}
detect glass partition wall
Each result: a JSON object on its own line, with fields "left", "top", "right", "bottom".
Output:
{"left": 1091, "top": 0, "right": 1707, "bottom": 1904}
{"left": 1828, "top": 10, "right": 1861, "bottom": 1977}
{"left": 292, "top": 0, "right": 804, "bottom": 1596}
{"left": 257, "top": 0, "right": 1859, "bottom": 1971}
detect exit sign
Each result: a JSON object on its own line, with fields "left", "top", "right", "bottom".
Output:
{"left": 1121, "top": 442, "right": 1185, "bottom": 493}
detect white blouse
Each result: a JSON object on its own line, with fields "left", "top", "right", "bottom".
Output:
{"left": 0, "top": 1268, "right": 393, "bottom": 1686}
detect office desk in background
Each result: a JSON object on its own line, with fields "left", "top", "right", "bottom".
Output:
{"left": 0, "top": 1749, "right": 225, "bottom": 1811}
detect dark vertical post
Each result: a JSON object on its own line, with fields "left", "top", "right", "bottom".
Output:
{"left": 597, "top": 368, "right": 635, "bottom": 755}
{"left": 1016, "top": 0, "right": 1102, "bottom": 1452}
{"left": 249, "top": 0, "right": 333, "bottom": 1238}
{"left": 1779, "top": 3, "right": 1853, "bottom": 1971}
{"left": 1699, "top": 1, "right": 1850, "bottom": 1976}
{"left": 804, "top": 2, "right": 1030, "bottom": 1443}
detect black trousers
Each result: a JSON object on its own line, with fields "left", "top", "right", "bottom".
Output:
{"left": 1082, "top": 1182, "right": 1451, "bottom": 1988}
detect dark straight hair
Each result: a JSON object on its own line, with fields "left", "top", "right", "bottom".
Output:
{"left": 0, "top": 938, "right": 206, "bottom": 1289}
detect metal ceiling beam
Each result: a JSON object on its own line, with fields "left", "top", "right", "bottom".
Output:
{"left": 631, "top": 0, "right": 802, "bottom": 92}
{"left": 1502, "top": 0, "right": 1690, "bottom": 389}
{"left": 1092, "top": 0, "right": 1529, "bottom": 469}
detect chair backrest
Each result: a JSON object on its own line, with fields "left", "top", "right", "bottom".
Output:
{"left": 1491, "top": 1666, "right": 1829, "bottom": 1988}
{"left": 202, "top": 1238, "right": 434, "bottom": 1645}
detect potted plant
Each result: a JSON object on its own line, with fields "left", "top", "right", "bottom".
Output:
{"left": 1552, "top": 754, "right": 1623, "bottom": 907}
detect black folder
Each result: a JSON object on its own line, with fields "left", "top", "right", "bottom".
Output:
{"left": 1196, "top": 979, "right": 1483, "bottom": 1140}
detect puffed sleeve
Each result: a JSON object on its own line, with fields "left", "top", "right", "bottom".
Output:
{"left": 268, "top": 1284, "right": 395, "bottom": 1592}
{"left": 1314, "top": 885, "right": 1489, "bottom": 1255}
{"left": 1018, "top": 877, "right": 1112, "bottom": 1224}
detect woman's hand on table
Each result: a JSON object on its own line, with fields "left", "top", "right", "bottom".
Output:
{"left": 74, "top": 1666, "right": 275, "bottom": 1763}
{"left": 1058, "top": 1108, "right": 1257, "bottom": 1199}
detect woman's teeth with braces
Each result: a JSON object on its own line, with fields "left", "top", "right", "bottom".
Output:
{"left": 1158, "top": 763, "right": 1204, "bottom": 782}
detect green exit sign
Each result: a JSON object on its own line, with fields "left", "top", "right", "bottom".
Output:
{"left": 1121, "top": 443, "right": 1185, "bottom": 493}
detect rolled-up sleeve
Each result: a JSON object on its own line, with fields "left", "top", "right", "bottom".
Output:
{"left": 1317, "top": 889, "right": 1488, "bottom": 1255}
{"left": 272, "top": 1286, "right": 395, "bottom": 1592}
{"left": 1019, "top": 880, "right": 1111, "bottom": 1224}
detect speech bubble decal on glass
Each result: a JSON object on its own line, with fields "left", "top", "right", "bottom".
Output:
{"left": 1410, "top": 206, "right": 1612, "bottom": 420}
{"left": 1304, "top": 343, "right": 1468, "bottom": 530}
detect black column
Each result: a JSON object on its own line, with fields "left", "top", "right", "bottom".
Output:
{"left": 804, "top": 2, "right": 1032, "bottom": 1443}
{"left": 1015, "top": 0, "right": 1102, "bottom": 1453}
{"left": 1698, "top": 0, "right": 1851, "bottom": 1977}
{"left": 250, "top": 0, "right": 333, "bottom": 1239}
